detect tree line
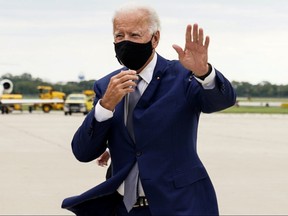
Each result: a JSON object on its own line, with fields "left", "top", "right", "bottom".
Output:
{"left": 232, "top": 81, "right": 288, "bottom": 98}
{"left": 1, "top": 73, "right": 95, "bottom": 96}
{"left": 2, "top": 73, "right": 288, "bottom": 98}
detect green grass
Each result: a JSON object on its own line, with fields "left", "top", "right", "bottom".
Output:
{"left": 237, "top": 97, "right": 288, "bottom": 102}
{"left": 217, "top": 97, "right": 288, "bottom": 114}
{"left": 221, "top": 106, "right": 288, "bottom": 114}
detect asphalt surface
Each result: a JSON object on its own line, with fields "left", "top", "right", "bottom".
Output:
{"left": 0, "top": 111, "right": 287, "bottom": 215}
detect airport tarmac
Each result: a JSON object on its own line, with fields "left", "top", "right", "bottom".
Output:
{"left": 0, "top": 111, "right": 288, "bottom": 215}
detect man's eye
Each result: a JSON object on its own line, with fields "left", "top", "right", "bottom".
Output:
{"left": 115, "top": 35, "right": 123, "bottom": 39}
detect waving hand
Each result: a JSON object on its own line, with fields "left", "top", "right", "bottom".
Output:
{"left": 173, "top": 24, "right": 210, "bottom": 77}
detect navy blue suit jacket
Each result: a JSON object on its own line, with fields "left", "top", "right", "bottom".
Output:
{"left": 62, "top": 54, "right": 236, "bottom": 215}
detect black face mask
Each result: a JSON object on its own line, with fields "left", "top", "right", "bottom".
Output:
{"left": 114, "top": 38, "right": 153, "bottom": 70}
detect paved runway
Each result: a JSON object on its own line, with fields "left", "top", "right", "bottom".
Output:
{"left": 0, "top": 112, "right": 288, "bottom": 215}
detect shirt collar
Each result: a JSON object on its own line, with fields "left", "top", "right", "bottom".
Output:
{"left": 138, "top": 53, "right": 157, "bottom": 84}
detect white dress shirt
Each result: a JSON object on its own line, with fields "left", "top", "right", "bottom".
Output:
{"left": 94, "top": 54, "right": 216, "bottom": 196}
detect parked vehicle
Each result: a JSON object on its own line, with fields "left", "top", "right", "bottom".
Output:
{"left": 0, "top": 93, "right": 23, "bottom": 113}
{"left": 37, "top": 86, "right": 66, "bottom": 113}
{"left": 0, "top": 80, "right": 65, "bottom": 114}
{"left": 64, "top": 93, "right": 93, "bottom": 115}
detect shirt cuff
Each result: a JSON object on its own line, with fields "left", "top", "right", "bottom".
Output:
{"left": 94, "top": 99, "right": 114, "bottom": 122}
{"left": 194, "top": 66, "right": 216, "bottom": 89}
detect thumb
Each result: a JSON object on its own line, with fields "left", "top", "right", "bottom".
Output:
{"left": 172, "top": 44, "right": 184, "bottom": 59}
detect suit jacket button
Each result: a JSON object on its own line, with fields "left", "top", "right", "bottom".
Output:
{"left": 136, "top": 151, "right": 142, "bottom": 157}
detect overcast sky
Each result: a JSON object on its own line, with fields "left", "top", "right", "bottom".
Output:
{"left": 0, "top": 0, "right": 287, "bottom": 84}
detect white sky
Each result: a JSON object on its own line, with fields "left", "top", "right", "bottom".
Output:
{"left": 0, "top": 0, "right": 287, "bottom": 84}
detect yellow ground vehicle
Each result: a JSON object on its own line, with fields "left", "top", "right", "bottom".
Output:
{"left": 37, "top": 86, "right": 66, "bottom": 113}
{"left": 82, "top": 90, "right": 95, "bottom": 97}
{"left": 0, "top": 81, "right": 66, "bottom": 114}
{"left": 64, "top": 93, "right": 93, "bottom": 115}
{"left": 0, "top": 94, "right": 23, "bottom": 113}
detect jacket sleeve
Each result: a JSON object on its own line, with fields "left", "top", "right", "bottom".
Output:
{"left": 195, "top": 69, "right": 236, "bottom": 113}
{"left": 71, "top": 80, "right": 111, "bottom": 162}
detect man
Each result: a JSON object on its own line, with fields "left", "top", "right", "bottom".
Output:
{"left": 62, "top": 4, "right": 236, "bottom": 216}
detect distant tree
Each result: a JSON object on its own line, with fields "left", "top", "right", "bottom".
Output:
{"left": 1, "top": 73, "right": 51, "bottom": 95}
{"left": 231, "top": 80, "right": 288, "bottom": 98}
{"left": 232, "top": 81, "right": 253, "bottom": 97}
{"left": 3, "top": 72, "right": 288, "bottom": 98}
{"left": 58, "top": 80, "right": 95, "bottom": 95}
{"left": 278, "top": 85, "right": 288, "bottom": 97}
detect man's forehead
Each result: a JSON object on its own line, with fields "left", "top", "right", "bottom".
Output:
{"left": 114, "top": 16, "right": 148, "bottom": 33}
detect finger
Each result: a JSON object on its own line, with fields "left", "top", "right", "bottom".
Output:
{"left": 116, "top": 70, "right": 136, "bottom": 78}
{"left": 172, "top": 44, "right": 184, "bottom": 59}
{"left": 119, "top": 74, "right": 139, "bottom": 83}
{"left": 106, "top": 75, "right": 136, "bottom": 99}
{"left": 204, "top": 36, "right": 210, "bottom": 49}
{"left": 112, "top": 70, "right": 136, "bottom": 83}
{"left": 97, "top": 160, "right": 107, "bottom": 167}
{"left": 111, "top": 73, "right": 138, "bottom": 89}
{"left": 122, "top": 80, "right": 138, "bottom": 90}
{"left": 185, "top": 24, "right": 192, "bottom": 45}
{"left": 199, "top": 28, "right": 204, "bottom": 45}
{"left": 110, "top": 71, "right": 136, "bottom": 88}
{"left": 101, "top": 162, "right": 108, "bottom": 166}
{"left": 192, "top": 23, "right": 199, "bottom": 42}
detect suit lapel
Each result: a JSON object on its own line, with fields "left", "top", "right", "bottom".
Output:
{"left": 137, "top": 54, "right": 167, "bottom": 108}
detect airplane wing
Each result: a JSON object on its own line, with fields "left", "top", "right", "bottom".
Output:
{"left": 0, "top": 98, "right": 64, "bottom": 105}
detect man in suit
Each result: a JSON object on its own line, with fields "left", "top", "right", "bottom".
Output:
{"left": 62, "top": 4, "right": 236, "bottom": 216}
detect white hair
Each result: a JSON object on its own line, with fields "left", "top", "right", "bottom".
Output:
{"left": 112, "top": 3, "right": 161, "bottom": 34}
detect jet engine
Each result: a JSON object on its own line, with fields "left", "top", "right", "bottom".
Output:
{"left": 0, "top": 79, "right": 13, "bottom": 96}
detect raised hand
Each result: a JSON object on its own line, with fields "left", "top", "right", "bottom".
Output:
{"left": 172, "top": 24, "right": 210, "bottom": 77}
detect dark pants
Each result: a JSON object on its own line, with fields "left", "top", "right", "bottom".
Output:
{"left": 105, "top": 166, "right": 151, "bottom": 215}
{"left": 116, "top": 199, "right": 151, "bottom": 216}
{"left": 69, "top": 193, "right": 120, "bottom": 216}
{"left": 70, "top": 192, "right": 151, "bottom": 216}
